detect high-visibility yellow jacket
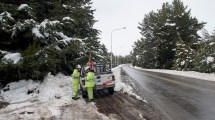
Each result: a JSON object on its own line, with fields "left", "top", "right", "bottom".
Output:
{"left": 85, "top": 72, "right": 95, "bottom": 87}
{"left": 72, "top": 69, "right": 80, "bottom": 85}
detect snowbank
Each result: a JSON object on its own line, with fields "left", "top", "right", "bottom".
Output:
{"left": 0, "top": 73, "right": 111, "bottom": 119}
{"left": 112, "top": 65, "right": 146, "bottom": 102}
{"left": 133, "top": 65, "right": 215, "bottom": 82}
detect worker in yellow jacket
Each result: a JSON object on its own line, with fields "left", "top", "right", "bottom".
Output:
{"left": 85, "top": 66, "right": 95, "bottom": 102}
{"left": 72, "top": 65, "right": 81, "bottom": 100}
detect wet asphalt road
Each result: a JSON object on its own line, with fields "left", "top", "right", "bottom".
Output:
{"left": 122, "top": 65, "right": 215, "bottom": 120}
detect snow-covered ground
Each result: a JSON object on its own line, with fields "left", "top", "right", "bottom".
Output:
{"left": 0, "top": 73, "right": 109, "bottom": 119}
{"left": 132, "top": 65, "right": 215, "bottom": 82}
{"left": 0, "top": 65, "right": 144, "bottom": 119}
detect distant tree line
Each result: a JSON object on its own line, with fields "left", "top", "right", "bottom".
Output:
{"left": 131, "top": 0, "right": 215, "bottom": 73}
{"left": 111, "top": 54, "right": 131, "bottom": 67}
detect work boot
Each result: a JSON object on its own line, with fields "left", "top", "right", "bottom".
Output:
{"left": 88, "top": 99, "right": 94, "bottom": 102}
{"left": 72, "top": 97, "right": 80, "bottom": 100}
{"left": 75, "top": 97, "right": 80, "bottom": 100}
{"left": 85, "top": 99, "right": 92, "bottom": 103}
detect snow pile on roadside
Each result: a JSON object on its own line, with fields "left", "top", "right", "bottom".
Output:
{"left": 133, "top": 65, "right": 215, "bottom": 82}
{"left": 0, "top": 79, "right": 40, "bottom": 103}
{"left": 0, "top": 73, "right": 110, "bottom": 119}
{"left": 112, "top": 65, "right": 146, "bottom": 102}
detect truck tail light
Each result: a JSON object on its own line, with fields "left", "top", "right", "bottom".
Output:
{"left": 103, "top": 81, "right": 112, "bottom": 85}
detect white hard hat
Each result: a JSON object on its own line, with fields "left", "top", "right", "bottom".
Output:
{"left": 77, "top": 65, "right": 81, "bottom": 69}
{"left": 85, "top": 66, "right": 90, "bottom": 71}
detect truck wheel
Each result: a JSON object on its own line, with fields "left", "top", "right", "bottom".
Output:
{"left": 108, "top": 87, "right": 114, "bottom": 95}
{"left": 80, "top": 86, "right": 88, "bottom": 98}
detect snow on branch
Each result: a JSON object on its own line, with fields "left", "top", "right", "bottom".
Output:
{"left": 18, "top": 4, "right": 32, "bottom": 11}
{"left": 0, "top": 11, "right": 14, "bottom": 21}
{"left": 32, "top": 27, "right": 44, "bottom": 38}
{"left": 2, "top": 53, "right": 22, "bottom": 64}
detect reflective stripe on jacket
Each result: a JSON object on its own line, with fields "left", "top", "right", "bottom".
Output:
{"left": 72, "top": 69, "right": 80, "bottom": 85}
{"left": 85, "top": 72, "right": 95, "bottom": 87}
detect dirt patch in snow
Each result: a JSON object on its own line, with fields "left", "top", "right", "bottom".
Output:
{"left": 0, "top": 101, "right": 9, "bottom": 109}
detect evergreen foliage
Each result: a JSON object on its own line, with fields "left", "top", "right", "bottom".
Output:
{"left": 194, "top": 30, "right": 215, "bottom": 73}
{"left": 0, "top": 0, "right": 109, "bottom": 87}
{"left": 172, "top": 33, "right": 195, "bottom": 70}
{"left": 131, "top": 0, "right": 213, "bottom": 72}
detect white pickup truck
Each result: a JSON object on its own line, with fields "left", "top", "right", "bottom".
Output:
{"left": 80, "top": 64, "right": 115, "bottom": 98}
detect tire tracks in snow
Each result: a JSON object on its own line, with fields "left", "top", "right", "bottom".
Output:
{"left": 94, "top": 91, "right": 146, "bottom": 120}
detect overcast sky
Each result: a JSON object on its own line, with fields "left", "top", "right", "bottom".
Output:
{"left": 92, "top": 0, "right": 215, "bottom": 56}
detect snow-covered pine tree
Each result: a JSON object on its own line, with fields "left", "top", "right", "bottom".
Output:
{"left": 0, "top": 0, "right": 105, "bottom": 87}
{"left": 173, "top": 33, "right": 195, "bottom": 71}
{"left": 98, "top": 44, "right": 110, "bottom": 65}
{"left": 132, "top": 0, "right": 204, "bottom": 70}
{"left": 194, "top": 29, "right": 215, "bottom": 73}
{"left": 133, "top": 10, "right": 160, "bottom": 68}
